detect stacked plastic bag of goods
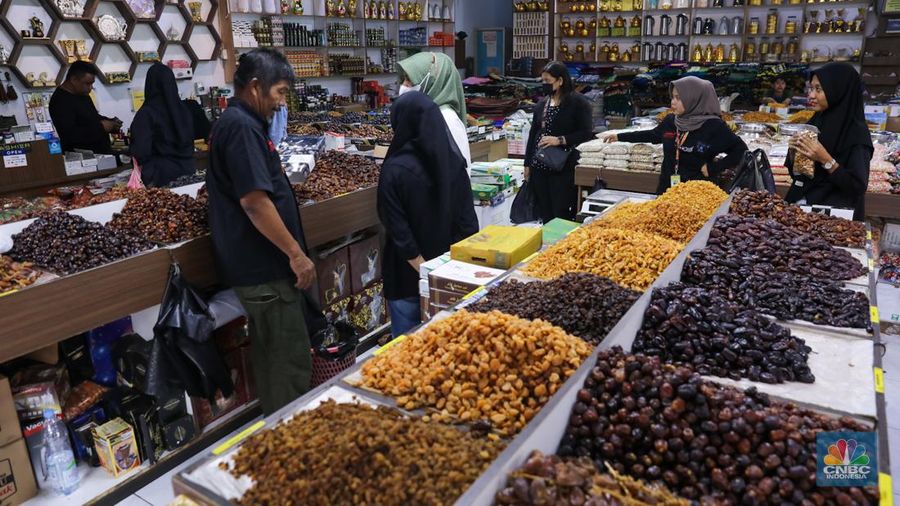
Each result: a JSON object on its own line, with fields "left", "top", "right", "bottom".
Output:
{"left": 576, "top": 139, "right": 663, "bottom": 173}
{"left": 870, "top": 141, "right": 900, "bottom": 194}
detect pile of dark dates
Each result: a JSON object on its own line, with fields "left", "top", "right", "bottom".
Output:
{"left": 108, "top": 188, "right": 208, "bottom": 244}
{"left": 558, "top": 347, "right": 878, "bottom": 504}
{"left": 165, "top": 172, "right": 206, "bottom": 188}
{"left": 634, "top": 283, "right": 814, "bottom": 384}
{"left": 709, "top": 214, "right": 866, "bottom": 281}
{"left": 468, "top": 273, "right": 640, "bottom": 345}
{"left": 10, "top": 212, "right": 152, "bottom": 275}
{"left": 683, "top": 248, "right": 870, "bottom": 329}
{"left": 730, "top": 190, "right": 867, "bottom": 248}
{"left": 293, "top": 150, "right": 380, "bottom": 202}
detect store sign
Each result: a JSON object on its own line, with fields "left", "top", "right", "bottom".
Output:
{"left": 2, "top": 154, "right": 27, "bottom": 168}
{"left": 33, "top": 122, "right": 54, "bottom": 134}
{"left": 816, "top": 432, "right": 877, "bottom": 487}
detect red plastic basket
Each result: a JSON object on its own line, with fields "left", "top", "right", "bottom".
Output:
{"left": 310, "top": 349, "right": 357, "bottom": 387}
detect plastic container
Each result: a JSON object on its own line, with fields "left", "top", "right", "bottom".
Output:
{"left": 42, "top": 410, "right": 80, "bottom": 496}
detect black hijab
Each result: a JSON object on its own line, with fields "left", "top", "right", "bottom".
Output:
{"left": 386, "top": 91, "right": 466, "bottom": 212}
{"left": 144, "top": 63, "right": 192, "bottom": 148}
{"left": 808, "top": 63, "right": 873, "bottom": 167}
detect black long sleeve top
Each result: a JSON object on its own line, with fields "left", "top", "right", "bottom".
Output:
{"left": 785, "top": 144, "right": 872, "bottom": 220}
{"left": 377, "top": 158, "right": 478, "bottom": 300}
{"left": 524, "top": 92, "right": 595, "bottom": 171}
{"left": 130, "top": 104, "right": 195, "bottom": 187}
{"left": 618, "top": 114, "right": 747, "bottom": 194}
{"left": 48, "top": 87, "right": 112, "bottom": 154}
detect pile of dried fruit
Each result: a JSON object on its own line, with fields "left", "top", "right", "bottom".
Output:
{"left": 495, "top": 450, "right": 689, "bottom": 505}
{"left": 730, "top": 190, "right": 867, "bottom": 248}
{"left": 709, "top": 214, "right": 867, "bottom": 281}
{"left": 558, "top": 347, "right": 878, "bottom": 504}
{"left": 223, "top": 401, "right": 504, "bottom": 505}
{"left": 683, "top": 249, "right": 870, "bottom": 328}
{"left": 9, "top": 212, "right": 152, "bottom": 275}
{"left": 788, "top": 110, "right": 815, "bottom": 124}
{"left": 0, "top": 196, "right": 64, "bottom": 225}
{"left": 521, "top": 227, "right": 681, "bottom": 291}
{"left": 287, "top": 123, "right": 321, "bottom": 136}
{"left": 655, "top": 180, "right": 728, "bottom": 216}
{"left": 108, "top": 188, "right": 208, "bottom": 243}
{"left": 597, "top": 199, "right": 710, "bottom": 244}
{"left": 361, "top": 310, "right": 592, "bottom": 435}
{"left": 0, "top": 256, "right": 40, "bottom": 295}
{"left": 634, "top": 282, "right": 814, "bottom": 384}
{"left": 292, "top": 151, "right": 380, "bottom": 202}
{"left": 468, "top": 273, "right": 639, "bottom": 345}
{"left": 741, "top": 111, "right": 782, "bottom": 123}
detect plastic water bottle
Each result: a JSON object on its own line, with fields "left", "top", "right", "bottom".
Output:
{"left": 41, "top": 410, "right": 80, "bottom": 496}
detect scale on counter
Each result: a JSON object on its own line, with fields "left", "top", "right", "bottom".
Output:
{"left": 577, "top": 189, "right": 655, "bottom": 222}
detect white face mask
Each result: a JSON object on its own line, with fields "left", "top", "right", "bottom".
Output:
{"left": 398, "top": 83, "right": 420, "bottom": 95}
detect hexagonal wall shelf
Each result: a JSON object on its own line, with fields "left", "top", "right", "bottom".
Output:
{"left": 184, "top": 22, "right": 220, "bottom": 63}
{"left": 158, "top": 2, "right": 188, "bottom": 42}
{"left": 121, "top": 0, "right": 160, "bottom": 20}
{"left": 9, "top": 43, "right": 65, "bottom": 88}
{"left": 87, "top": 0, "right": 136, "bottom": 42}
{"left": 56, "top": 20, "right": 95, "bottom": 61}
{"left": 128, "top": 22, "right": 163, "bottom": 61}
{"left": 1, "top": 0, "right": 56, "bottom": 41}
{"left": 91, "top": 41, "right": 136, "bottom": 83}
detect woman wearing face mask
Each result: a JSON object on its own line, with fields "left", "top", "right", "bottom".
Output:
{"left": 398, "top": 52, "right": 471, "bottom": 170}
{"left": 378, "top": 91, "right": 478, "bottom": 337}
{"left": 785, "top": 63, "right": 873, "bottom": 221}
{"left": 601, "top": 76, "right": 746, "bottom": 194}
{"left": 524, "top": 61, "right": 594, "bottom": 222}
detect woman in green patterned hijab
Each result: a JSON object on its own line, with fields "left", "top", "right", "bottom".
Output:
{"left": 398, "top": 52, "right": 471, "bottom": 168}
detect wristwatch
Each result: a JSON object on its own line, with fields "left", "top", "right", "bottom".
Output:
{"left": 557, "top": 136, "right": 565, "bottom": 146}
{"left": 823, "top": 158, "right": 837, "bottom": 171}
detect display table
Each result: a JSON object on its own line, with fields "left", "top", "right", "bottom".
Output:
{"left": 575, "top": 166, "right": 900, "bottom": 220}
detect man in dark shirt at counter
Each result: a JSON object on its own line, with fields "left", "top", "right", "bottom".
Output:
{"left": 48, "top": 61, "right": 122, "bottom": 154}
{"left": 205, "top": 48, "right": 316, "bottom": 415}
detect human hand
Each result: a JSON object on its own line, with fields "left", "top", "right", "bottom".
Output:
{"left": 792, "top": 134, "right": 831, "bottom": 165}
{"left": 599, "top": 132, "right": 618, "bottom": 143}
{"left": 524, "top": 166, "right": 530, "bottom": 181}
{"left": 537, "top": 135, "right": 561, "bottom": 148}
{"left": 701, "top": 164, "right": 709, "bottom": 177}
{"left": 407, "top": 255, "right": 425, "bottom": 273}
{"left": 101, "top": 119, "right": 119, "bottom": 133}
{"left": 290, "top": 253, "right": 316, "bottom": 289}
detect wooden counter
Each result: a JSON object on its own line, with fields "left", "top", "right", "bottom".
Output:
{"left": 299, "top": 187, "right": 380, "bottom": 249}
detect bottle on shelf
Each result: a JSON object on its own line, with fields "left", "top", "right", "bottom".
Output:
{"left": 676, "top": 13, "right": 688, "bottom": 35}
{"left": 703, "top": 42, "right": 714, "bottom": 61}
{"left": 766, "top": 9, "right": 778, "bottom": 34}
{"left": 718, "top": 15, "right": 729, "bottom": 35}
{"left": 749, "top": 16, "right": 760, "bottom": 35}
{"left": 692, "top": 43, "right": 703, "bottom": 61}
{"left": 728, "top": 43, "right": 739, "bottom": 62}
{"left": 693, "top": 16, "right": 703, "bottom": 35}
{"left": 730, "top": 16, "right": 742, "bottom": 35}
{"left": 42, "top": 410, "right": 80, "bottom": 496}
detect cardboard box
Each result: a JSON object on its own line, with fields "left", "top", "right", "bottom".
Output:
{"left": 429, "top": 260, "right": 505, "bottom": 295}
{"left": 348, "top": 234, "right": 382, "bottom": 293}
{"left": 0, "top": 439, "right": 38, "bottom": 505}
{"left": 93, "top": 418, "right": 141, "bottom": 477}
{"left": 118, "top": 393, "right": 162, "bottom": 465}
{"left": 471, "top": 183, "right": 500, "bottom": 201}
{"left": 878, "top": 282, "right": 900, "bottom": 324}
{"left": 22, "top": 417, "right": 52, "bottom": 488}
{"left": 429, "top": 288, "right": 464, "bottom": 307}
{"left": 450, "top": 225, "right": 542, "bottom": 270}
{"left": 420, "top": 296, "right": 432, "bottom": 321}
{"left": 348, "top": 282, "right": 387, "bottom": 334}
{"left": 0, "top": 377, "right": 21, "bottom": 447}
{"left": 190, "top": 347, "right": 249, "bottom": 430}
{"left": 419, "top": 253, "right": 451, "bottom": 280}
{"left": 314, "top": 246, "right": 351, "bottom": 306}
{"left": 542, "top": 218, "right": 580, "bottom": 246}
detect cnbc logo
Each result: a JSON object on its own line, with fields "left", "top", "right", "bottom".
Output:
{"left": 817, "top": 432, "right": 877, "bottom": 487}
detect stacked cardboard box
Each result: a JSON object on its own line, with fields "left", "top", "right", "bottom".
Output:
{"left": 0, "top": 375, "right": 37, "bottom": 505}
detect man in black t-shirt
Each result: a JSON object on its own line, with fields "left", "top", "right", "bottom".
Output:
{"left": 49, "top": 61, "right": 121, "bottom": 154}
{"left": 205, "top": 49, "right": 316, "bottom": 415}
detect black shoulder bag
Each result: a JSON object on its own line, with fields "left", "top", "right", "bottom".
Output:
{"left": 534, "top": 100, "right": 572, "bottom": 172}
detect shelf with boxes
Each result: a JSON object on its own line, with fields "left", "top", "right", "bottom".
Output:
{"left": 0, "top": 0, "right": 221, "bottom": 88}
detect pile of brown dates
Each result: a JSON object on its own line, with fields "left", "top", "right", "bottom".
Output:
{"left": 709, "top": 214, "right": 866, "bottom": 281}
{"left": 468, "top": 273, "right": 639, "bottom": 345}
{"left": 683, "top": 248, "right": 870, "bottom": 329}
{"left": 292, "top": 151, "right": 380, "bottom": 202}
{"left": 558, "top": 347, "right": 878, "bottom": 504}
{"left": 634, "top": 282, "right": 814, "bottom": 384}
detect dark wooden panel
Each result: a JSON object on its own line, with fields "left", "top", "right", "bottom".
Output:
{"left": 299, "top": 187, "right": 379, "bottom": 249}
{"left": 171, "top": 236, "right": 219, "bottom": 290}
{"left": 0, "top": 249, "right": 172, "bottom": 361}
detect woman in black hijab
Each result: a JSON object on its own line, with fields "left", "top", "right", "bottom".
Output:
{"left": 787, "top": 63, "right": 873, "bottom": 220}
{"left": 378, "top": 90, "right": 478, "bottom": 337}
{"left": 131, "top": 63, "right": 195, "bottom": 187}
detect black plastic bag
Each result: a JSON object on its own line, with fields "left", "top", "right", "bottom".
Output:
{"left": 510, "top": 181, "right": 539, "bottom": 224}
{"left": 724, "top": 149, "right": 776, "bottom": 194}
{"left": 310, "top": 321, "right": 359, "bottom": 361}
{"left": 146, "top": 264, "right": 233, "bottom": 402}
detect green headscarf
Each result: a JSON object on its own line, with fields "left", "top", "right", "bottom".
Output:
{"left": 398, "top": 52, "right": 466, "bottom": 122}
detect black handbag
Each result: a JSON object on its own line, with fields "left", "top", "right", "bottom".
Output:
{"left": 534, "top": 100, "right": 571, "bottom": 172}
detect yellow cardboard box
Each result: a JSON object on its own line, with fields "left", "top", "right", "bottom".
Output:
{"left": 0, "top": 439, "right": 37, "bottom": 506}
{"left": 451, "top": 225, "right": 542, "bottom": 270}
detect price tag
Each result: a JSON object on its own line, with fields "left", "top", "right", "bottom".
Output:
{"left": 867, "top": 230, "right": 873, "bottom": 240}
{"left": 872, "top": 306, "right": 881, "bottom": 324}
{"left": 463, "top": 287, "right": 485, "bottom": 300}
{"left": 374, "top": 334, "right": 406, "bottom": 356}
{"left": 670, "top": 174, "right": 681, "bottom": 186}
{"left": 2, "top": 154, "right": 27, "bottom": 168}
{"left": 523, "top": 252, "right": 539, "bottom": 263}
{"left": 875, "top": 367, "right": 885, "bottom": 394}
{"left": 0, "top": 290, "right": 16, "bottom": 298}
{"left": 212, "top": 420, "right": 265, "bottom": 455}
{"left": 869, "top": 258, "right": 876, "bottom": 271}
{"left": 880, "top": 473, "right": 893, "bottom": 506}
{"left": 34, "top": 122, "right": 54, "bottom": 133}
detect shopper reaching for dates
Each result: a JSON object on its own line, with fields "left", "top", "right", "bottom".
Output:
{"left": 205, "top": 49, "right": 317, "bottom": 415}
{"left": 378, "top": 91, "right": 478, "bottom": 338}
{"left": 785, "top": 63, "right": 873, "bottom": 221}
